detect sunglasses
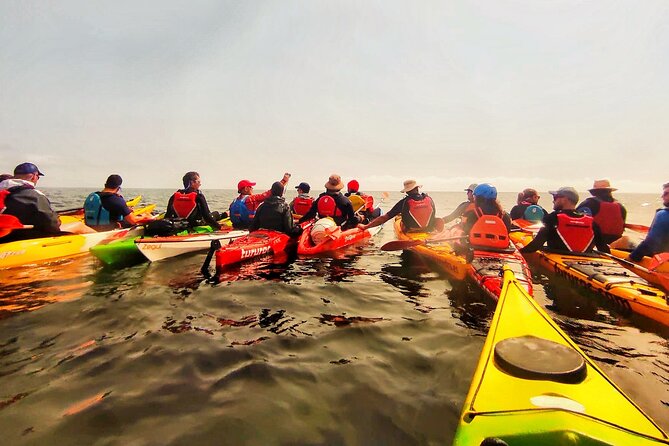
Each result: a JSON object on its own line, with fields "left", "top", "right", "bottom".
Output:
{"left": 552, "top": 195, "right": 563, "bottom": 200}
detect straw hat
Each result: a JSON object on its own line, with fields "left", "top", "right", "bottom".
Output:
{"left": 401, "top": 179, "right": 421, "bottom": 193}
{"left": 324, "top": 174, "right": 344, "bottom": 191}
{"left": 589, "top": 179, "right": 617, "bottom": 192}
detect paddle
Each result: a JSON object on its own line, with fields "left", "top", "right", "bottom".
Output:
{"left": 625, "top": 223, "right": 650, "bottom": 233}
{"left": 0, "top": 214, "right": 33, "bottom": 238}
{"left": 598, "top": 251, "right": 669, "bottom": 291}
{"left": 57, "top": 195, "right": 143, "bottom": 216}
{"left": 381, "top": 235, "right": 467, "bottom": 251}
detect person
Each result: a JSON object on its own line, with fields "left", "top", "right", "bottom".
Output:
{"left": 250, "top": 182, "right": 302, "bottom": 236}
{"left": 344, "top": 179, "right": 382, "bottom": 222}
{"left": 520, "top": 186, "right": 610, "bottom": 254}
{"left": 0, "top": 173, "right": 12, "bottom": 182}
{"left": 629, "top": 183, "right": 669, "bottom": 261}
{"left": 508, "top": 188, "right": 543, "bottom": 220}
{"left": 165, "top": 171, "right": 225, "bottom": 230}
{"left": 357, "top": 179, "right": 436, "bottom": 233}
{"left": 0, "top": 162, "right": 62, "bottom": 241}
{"left": 84, "top": 174, "right": 150, "bottom": 230}
{"left": 289, "top": 182, "right": 314, "bottom": 216}
{"left": 577, "top": 179, "right": 627, "bottom": 245}
{"left": 441, "top": 183, "right": 477, "bottom": 224}
{"left": 230, "top": 173, "right": 291, "bottom": 229}
{"left": 298, "top": 174, "right": 360, "bottom": 230}
{"left": 457, "top": 183, "right": 512, "bottom": 250}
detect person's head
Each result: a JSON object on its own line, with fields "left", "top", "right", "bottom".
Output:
{"left": 347, "top": 179, "right": 359, "bottom": 194}
{"left": 295, "top": 182, "right": 310, "bottom": 194}
{"left": 465, "top": 183, "right": 477, "bottom": 202}
{"left": 589, "top": 179, "right": 616, "bottom": 199}
{"left": 401, "top": 179, "right": 421, "bottom": 195}
{"left": 473, "top": 183, "right": 497, "bottom": 202}
{"left": 271, "top": 181, "right": 284, "bottom": 197}
{"left": 104, "top": 174, "right": 123, "bottom": 191}
{"left": 237, "top": 179, "right": 256, "bottom": 194}
{"left": 182, "top": 171, "right": 201, "bottom": 190}
{"left": 662, "top": 182, "right": 669, "bottom": 207}
{"left": 520, "top": 188, "right": 540, "bottom": 204}
{"left": 549, "top": 186, "right": 579, "bottom": 211}
{"left": 13, "top": 162, "right": 44, "bottom": 183}
{"left": 324, "top": 174, "right": 344, "bottom": 192}
{"left": 0, "top": 173, "right": 12, "bottom": 182}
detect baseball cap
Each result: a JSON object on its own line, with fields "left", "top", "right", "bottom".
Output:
{"left": 237, "top": 179, "right": 256, "bottom": 192}
{"left": 295, "top": 182, "right": 310, "bottom": 193}
{"left": 14, "top": 162, "right": 44, "bottom": 176}
{"left": 549, "top": 186, "right": 579, "bottom": 204}
{"left": 465, "top": 183, "right": 477, "bottom": 192}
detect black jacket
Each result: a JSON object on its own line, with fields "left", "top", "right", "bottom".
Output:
{"left": 250, "top": 196, "right": 300, "bottom": 235}
{"left": 1, "top": 184, "right": 61, "bottom": 241}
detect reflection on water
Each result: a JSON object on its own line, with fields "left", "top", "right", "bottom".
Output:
{"left": 0, "top": 190, "right": 668, "bottom": 444}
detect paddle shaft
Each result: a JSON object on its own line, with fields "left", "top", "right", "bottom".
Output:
{"left": 381, "top": 235, "right": 467, "bottom": 251}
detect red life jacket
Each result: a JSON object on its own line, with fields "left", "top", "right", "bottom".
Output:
{"left": 556, "top": 212, "right": 594, "bottom": 252}
{"left": 292, "top": 197, "right": 314, "bottom": 216}
{"left": 172, "top": 191, "right": 198, "bottom": 219}
{"left": 0, "top": 189, "right": 9, "bottom": 213}
{"left": 468, "top": 208, "right": 510, "bottom": 250}
{"left": 317, "top": 195, "right": 342, "bottom": 218}
{"left": 402, "top": 195, "right": 435, "bottom": 231}
{"left": 363, "top": 194, "right": 374, "bottom": 212}
{"left": 593, "top": 200, "right": 624, "bottom": 237}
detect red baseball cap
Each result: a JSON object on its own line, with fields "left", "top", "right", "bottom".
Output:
{"left": 237, "top": 179, "right": 256, "bottom": 192}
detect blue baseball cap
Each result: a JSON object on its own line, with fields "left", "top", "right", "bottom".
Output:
{"left": 14, "top": 162, "right": 44, "bottom": 176}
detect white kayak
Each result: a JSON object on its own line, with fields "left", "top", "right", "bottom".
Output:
{"left": 135, "top": 230, "right": 248, "bottom": 262}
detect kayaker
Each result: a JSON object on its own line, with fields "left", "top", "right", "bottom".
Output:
{"left": 344, "top": 179, "right": 381, "bottom": 223}
{"left": 509, "top": 188, "right": 546, "bottom": 220}
{"left": 230, "top": 173, "right": 291, "bottom": 229}
{"left": 84, "top": 174, "right": 151, "bottom": 231}
{"left": 357, "top": 179, "right": 436, "bottom": 233}
{"left": 441, "top": 183, "right": 476, "bottom": 224}
{"left": 0, "top": 173, "right": 12, "bottom": 182}
{"left": 250, "top": 182, "right": 302, "bottom": 236}
{"left": 456, "top": 183, "right": 513, "bottom": 251}
{"left": 298, "top": 174, "right": 360, "bottom": 230}
{"left": 629, "top": 182, "right": 669, "bottom": 262}
{"left": 0, "top": 163, "right": 63, "bottom": 241}
{"left": 165, "top": 171, "right": 225, "bottom": 230}
{"left": 520, "top": 186, "right": 610, "bottom": 254}
{"left": 577, "top": 179, "right": 627, "bottom": 245}
{"left": 289, "top": 182, "right": 314, "bottom": 216}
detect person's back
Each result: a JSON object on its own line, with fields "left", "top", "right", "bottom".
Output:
{"left": 509, "top": 188, "right": 545, "bottom": 221}
{"left": 290, "top": 182, "right": 313, "bottom": 216}
{"left": 84, "top": 175, "right": 134, "bottom": 231}
{"left": 577, "top": 180, "right": 626, "bottom": 244}
{"left": 299, "top": 175, "right": 359, "bottom": 230}
{"left": 442, "top": 183, "right": 476, "bottom": 224}
{"left": 231, "top": 173, "right": 291, "bottom": 229}
{"left": 166, "top": 171, "right": 222, "bottom": 230}
{"left": 250, "top": 182, "right": 300, "bottom": 235}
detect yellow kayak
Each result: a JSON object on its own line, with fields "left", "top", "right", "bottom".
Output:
{"left": 454, "top": 268, "right": 669, "bottom": 445}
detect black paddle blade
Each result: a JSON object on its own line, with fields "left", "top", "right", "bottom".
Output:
{"left": 380, "top": 239, "right": 424, "bottom": 251}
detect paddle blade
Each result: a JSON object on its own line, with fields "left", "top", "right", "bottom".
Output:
{"left": 625, "top": 223, "right": 650, "bottom": 234}
{"left": 0, "top": 214, "right": 25, "bottom": 229}
{"left": 380, "top": 239, "right": 424, "bottom": 251}
{"left": 649, "top": 253, "right": 669, "bottom": 271}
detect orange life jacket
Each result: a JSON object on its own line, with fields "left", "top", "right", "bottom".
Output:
{"left": 468, "top": 208, "right": 509, "bottom": 250}
{"left": 556, "top": 212, "right": 594, "bottom": 252}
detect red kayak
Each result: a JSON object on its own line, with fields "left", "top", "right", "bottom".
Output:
{"left": 215, "top": 230, "right": 293, "bottom": 271}
{"left": 297, "top": 224, "right": 382, "bottom": 255}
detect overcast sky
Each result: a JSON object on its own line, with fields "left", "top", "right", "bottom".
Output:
{"left": 0, "top": 1, "right": 666, "bottom": 192}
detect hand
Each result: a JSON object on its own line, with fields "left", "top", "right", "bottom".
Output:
{"left": 357, "top": 223, "right": 367, "bottom": 230}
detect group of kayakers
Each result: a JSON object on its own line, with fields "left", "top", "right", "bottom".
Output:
{"left": 1, "top": 161, "right": 668, "bottom": 264}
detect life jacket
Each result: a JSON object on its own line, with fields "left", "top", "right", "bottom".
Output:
{"left": 84, "top": 192, "right": 114, "bottom": 226}
{"left": 593, "top": 200, "right": 624, "bottom": 237}
{"left": 317, "top": 195, "right": 342, "bottom": 218}
{"left": 401, "top": 194, "right": 435, "bottom": 231}
{"left": 292, "top": 196, "right": 314, "bottom": 216}
{"left": 555, "top": 212, "right": 594, "bottom": 253}
{"left": 230, "top": 195, "right": 254, "bottom": 226}
{"left": 171, "top": 191, "right": 198, "bottom": 219}
{"left": 468, "top": 207, "right": 510, "bottom": 250}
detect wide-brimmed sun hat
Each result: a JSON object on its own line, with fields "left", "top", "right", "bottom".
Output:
{"left": 589, "top": 179, "right": 617, "bottom": 192}
{"left": 324, "top": 174, "right": 344, "bottom": 191}
{"left": 401, "top": 179, "right": 421, "bottom": 193}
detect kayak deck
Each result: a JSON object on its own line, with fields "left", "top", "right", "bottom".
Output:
{"left": 454, "top": 268, "right": 669, "bottom": 445}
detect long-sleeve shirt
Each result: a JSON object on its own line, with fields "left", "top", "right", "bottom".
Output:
{"left": 520, "top": 209, "right": 609, "bottom": 254}
{"left": 629, "top": 208, "right": 669, "bottom": 261}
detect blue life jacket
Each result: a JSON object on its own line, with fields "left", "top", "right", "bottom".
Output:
{"left": 230, "top": 195, "right": 253, "bottom": 226}
{"left": 84, "top": 192, "right": 122, "bottom": 226}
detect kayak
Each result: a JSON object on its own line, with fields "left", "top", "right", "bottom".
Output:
{"left": 511, "top": 221, "right": 669, "bottom": 326}
{"left": 393, "top": 218, "right": 532, "bottom": 299}
{"left": 59, "top": 203, "right": 156, "bottom": 225}
{"left": 55, "top": 195, "right": 144, "bottom": 219}
{"left": 454, "top": 268, "right": 669, "bottom": 445}
{"left": 89, "top": 229, "right": 146, "bottom": 267}
{"left": 136, "top": 229, "right": 248, "bottom": 262}
{"left": 215, "top": 230, "right": 293, "bottom": 271}
{"left": 0, "top": 228, "right": 136, "bottom": 269}
{"left": 609, "top": 248, "right": 669, "bottom": 292}
{"left": 297, "top": 224, "right": 382, "bottom": 255}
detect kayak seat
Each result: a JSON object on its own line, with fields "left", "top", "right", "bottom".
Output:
{"left": 494, "top": 335, "right": 587, "bottom": 384}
